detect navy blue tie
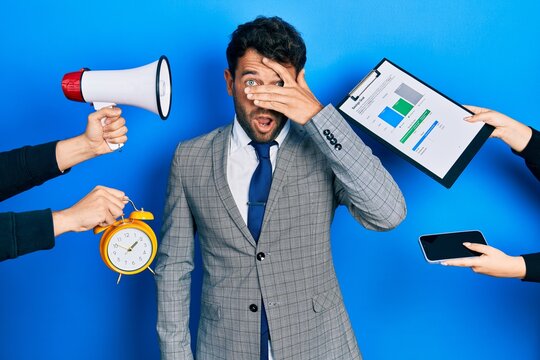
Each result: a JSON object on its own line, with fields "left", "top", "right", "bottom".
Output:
{"left": 247, "top": 141, "right": 276, "bottom": 360}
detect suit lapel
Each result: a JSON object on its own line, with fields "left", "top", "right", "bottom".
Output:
{"left": 212, "top": 125, "right": 257, "bottom": 247}
{"left": 260, "top": 124, "right": 306, "bottom": 240}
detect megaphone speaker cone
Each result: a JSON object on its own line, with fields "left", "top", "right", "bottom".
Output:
{"left": 156, "top": 55, "right": 172, "bottom": 120}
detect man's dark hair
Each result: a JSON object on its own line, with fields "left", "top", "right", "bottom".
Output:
{"left": 226, "top": 16, "right": 307, "bottom": 77}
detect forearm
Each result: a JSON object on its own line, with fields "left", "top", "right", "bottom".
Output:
{"left": 0, "top": 209, "right": 55, "bottom": 261}
{"left": 499, "top": 121, "right": 533, "bottom": 152}
{"left": 51, "top": 210, "right": 75, "bottom": 237}
{"left": 303, "top": 104, "right": 406, "bottom": 230}
{"left": 55, "top": 134, "right": 103, "bottom": 172}
{"left": 0, "top": 141, "right": 67, "bottom": 201}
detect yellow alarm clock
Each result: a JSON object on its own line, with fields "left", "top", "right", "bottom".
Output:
{"left": 94, "top": 200, "right": 158, "bottom": 284}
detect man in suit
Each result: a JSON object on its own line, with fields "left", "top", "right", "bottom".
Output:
{"left": 156, "top": 16, "right": 406, "bottom": 360}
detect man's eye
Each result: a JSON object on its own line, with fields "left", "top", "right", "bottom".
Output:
{"left": 245, "top": 80, "right": 258, "bottom": 87}
{"left": 276, "top": 81, "right": 284, "bottom": 87}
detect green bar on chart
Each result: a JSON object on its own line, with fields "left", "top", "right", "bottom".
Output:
{"left": 400, "top": 109, "right": 431, "bottom": 144}
{"left": 392, "top": 98, "right": 414, "bottom": 116}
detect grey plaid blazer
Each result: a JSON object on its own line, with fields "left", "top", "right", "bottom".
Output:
{"left": 156, "top": 105, "right": 406, "bottom": 360}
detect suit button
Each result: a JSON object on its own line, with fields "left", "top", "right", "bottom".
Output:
{"left": 330, "top": 138, "right": 337, "bottom": 145}
{"left": 326, "top": 133, "right": 334, "bottom": 141}
{"left": 257, "top": 252, "right": 265, "bottom": 261}
{"left": 335, "top": 144, "right": 342, "bottom": 150}
{"left": 249, "top": 304, "right": 258, "bottom": 312}
{"left": 323, "top": 129, "right": 330, "bottom": 136}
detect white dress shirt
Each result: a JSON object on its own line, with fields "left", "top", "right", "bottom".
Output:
{"left": 227, "top": 117, "right": 290, "bottom": 224}
{"left": 226, "top": 117, "right": 290, "bottom": 360}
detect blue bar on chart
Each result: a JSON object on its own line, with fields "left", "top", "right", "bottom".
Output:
{"left": 412, "top": 120, "right": 438, "bottom": 151}
{"left": 378, "top": 106, "right": 404, "bottom": 127}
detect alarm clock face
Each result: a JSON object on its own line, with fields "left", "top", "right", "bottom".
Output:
{"left": 107, "top": 228, "right": 154, "bottom": 272}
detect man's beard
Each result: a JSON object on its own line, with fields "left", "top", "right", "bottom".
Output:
{"left": 233, "top": 93, "right": 287, "bottom": 143}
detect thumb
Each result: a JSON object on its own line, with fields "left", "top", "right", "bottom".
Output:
{"left": 464, "top": 105, "right": 490, "bottom": 115}
{"left": 463, "top": 242, "right": 493, "bottom": 255}
{"left": 463, "top": 110, "right": 499, "bottom": 127}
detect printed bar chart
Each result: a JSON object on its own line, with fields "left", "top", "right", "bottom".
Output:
{"left": 378, "top": 83, "right": 423, "bottom": 128}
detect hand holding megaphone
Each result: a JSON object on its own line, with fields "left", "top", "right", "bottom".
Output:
{"left": 62, "top": 56, "right": 172, "bottom": 151}
{"left": 85, "top": 107, "right": 127, "bottom": 154}
{"left": 90, "top": 103, "right": 127, "bottom": 151}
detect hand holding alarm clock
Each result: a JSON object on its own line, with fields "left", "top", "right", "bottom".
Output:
{"left": 94, "top": 199, "right": 158, "bottom": 284}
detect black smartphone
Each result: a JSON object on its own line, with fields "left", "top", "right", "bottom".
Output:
{"left": 419, "top": 230, "right": 487, "bottom": 263}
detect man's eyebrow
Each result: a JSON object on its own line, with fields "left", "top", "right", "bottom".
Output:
{"left": 240, "top": 69, "right": 283, "bottom": 82}
{"left": 240, "top": 70, "right": 259, "bottom": 77}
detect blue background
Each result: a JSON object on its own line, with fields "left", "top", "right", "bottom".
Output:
{"left": 1, "top": 1, "right": 539, "bottom": 359}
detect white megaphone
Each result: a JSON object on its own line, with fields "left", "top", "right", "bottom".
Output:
{"left": 62, "top": 55, "right": 172, "bottom": 150}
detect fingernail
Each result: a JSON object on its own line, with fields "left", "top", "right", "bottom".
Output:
{"left": 441, "top": 262, "right": 448, "bottom": 266}
{"left": 254, "top": 100, "right": 260, "bottom": 105}
{"left": 247, "top": 94, "right": 253, "bottom": 99}
{"left": 463, "top": 242, "right": 471, "bottom": 246}
{"left": 262, "top": 57, "right": 268, "bottom": 62}
{"left": 464, "top": 116, "right": 472, "bottom": 121}
{"left": 105, "top": 119, "right": 112, "bottom": 125}
{"left": 244, "top": 87, "right": 250, "bottom": 93}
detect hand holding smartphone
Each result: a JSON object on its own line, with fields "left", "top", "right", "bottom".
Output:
{"left": 419, "top": 230, "right": 488, "bottom": 263}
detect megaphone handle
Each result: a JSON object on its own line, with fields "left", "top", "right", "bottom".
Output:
{"left": 93, "top": 102, "right": 124, "bottom": 151}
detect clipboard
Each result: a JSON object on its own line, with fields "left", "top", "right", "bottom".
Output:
{"left": 337, "top": 58, "right": 494, "bottom": 188}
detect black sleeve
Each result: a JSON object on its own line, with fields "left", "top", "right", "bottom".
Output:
{"left": 515, "top": 129, "right": 540, "bottom": 282}
{"left": 0, "top": 209, "right": 56, "bottom": 261}
{"left": 521, "top": 253, "right": 540, "bottom": 282}
{"left": 0, "top": 141, "right": 69, "bottom": 201}
{"left": 513, "top": 127, "right": 540, "bottom": 181}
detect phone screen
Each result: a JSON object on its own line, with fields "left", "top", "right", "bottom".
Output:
{"left": 419, "top": 230, "right": 487, "bottom": 262}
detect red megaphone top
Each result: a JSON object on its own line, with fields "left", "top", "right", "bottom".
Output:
{"left": 61, "top": 69, "right": 87, "bottom": 102}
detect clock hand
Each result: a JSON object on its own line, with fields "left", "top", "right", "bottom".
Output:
{"left": 128, "top": 241, "right": 139, "bottom": 252}
{"left": 116, "top": 243, "right": 130, "bottom": 251}
{"left": 126, "top": 241, "right": 139, "bottom": 255}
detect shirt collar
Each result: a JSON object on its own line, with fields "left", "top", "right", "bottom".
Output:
{"left": 230, "top": 116, "right": 290, "bottom": 154}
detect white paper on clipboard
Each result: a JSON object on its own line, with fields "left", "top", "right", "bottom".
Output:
{"left": 339, "top": 59, "right": 489, "bottom": 186}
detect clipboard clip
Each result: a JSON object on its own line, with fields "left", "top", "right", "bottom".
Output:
{"left": 349, "top": 69, "right": 380, "bottom": 101}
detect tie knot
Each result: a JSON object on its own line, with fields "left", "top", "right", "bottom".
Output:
{"left": 250, "top": 141, "right": 277, "bottom": 160}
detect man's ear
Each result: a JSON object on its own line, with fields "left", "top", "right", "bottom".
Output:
{"left": 224, "top": 69, "right": 234, "bottom": 96}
